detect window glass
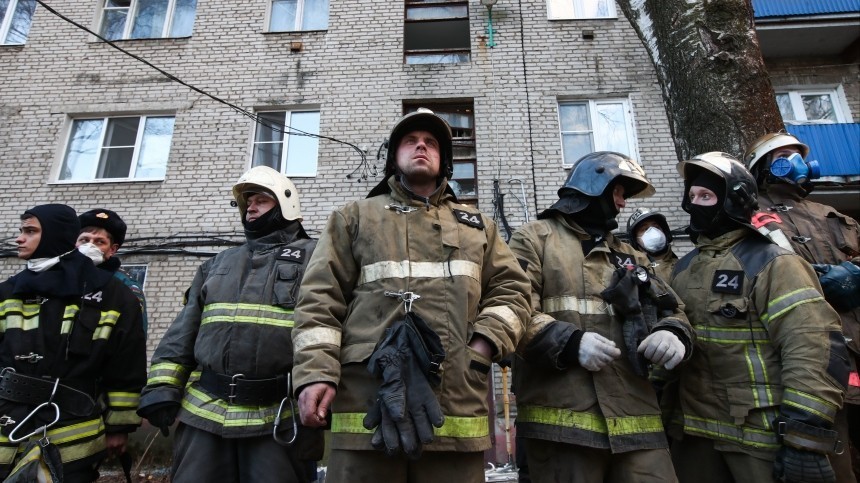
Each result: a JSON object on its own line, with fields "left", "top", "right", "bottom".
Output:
{"left": 302, "top": 0, "right": 328, "bottom": 30}
{"left": 562, "top": 133, "right": 592, "bottom": 165}
{"left": 170, "top": 0, "right": 196, "bottom": 36}
{"left": 59, "top": 116, "right": 174, "bottom": 182}
{"left": 775, "top": 93, "right": 795, "bottom": 121}
{"left": 270, "top": 0, "right": 328, "bottom": 31}
{"left": 774, "top": 89, "right": 846, "bottom": 124}
{"left": 559, "top": 103, "right": 590, "bottom": 132}
{"left": 801, "top": 94, "right": 836, "bottom": 122}
{"left": 548, "top": 0, "right": 615, "bottom": 19}
{"left": 99, "top": 0, "right": 196, "bottom": 40}
{"left": 252, "top": 110, "right": 320, "bottom": 177}
{"left": 284, "top": 111, "right": 320, "bottom": 177}
{"left": 136, "top": 116, "right": 175, "bottom": 178}
{"left": 270, "top": 0, "right": 298, "bottom": 31}
{"left": 131, "top": 0, "right": 169, "bottom": 39}
{"left": 1, "top": 0, "right": 35, "bottom": 45}
{"left": 404, "top": 1, "right": 469, "bottom": 64}
{"left": 558, "top": 99, "right": 636, "bottom": 165}
{"left": 594, "top": 102, "right": 628, "bottom": 153}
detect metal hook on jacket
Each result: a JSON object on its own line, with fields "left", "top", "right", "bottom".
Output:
{"left": 384, "top": 290, "right": 421, "bottom": 313}
{"left": 273, "top": 373, "right": 298, "bottom": 446}
{"left": 8, "top": 378, "right": 61, "bottom": 443}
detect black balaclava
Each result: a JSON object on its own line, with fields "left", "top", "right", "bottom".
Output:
{"left": 24, "top": 204, "right": 79, "bottom": 259}
{"left": 686, "top": 171, "right": 738, "bottom": 239}
{"left": 11, "top": 204, "right": 112, "bottom": 297}
{"left": 571, "top": 182, "right": 621, "bottom": 236}
{"left": 241, "top": 192, "right": 290, "bottom": 240}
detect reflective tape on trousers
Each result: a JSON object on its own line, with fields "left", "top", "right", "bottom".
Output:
{"left": 331, "top": 413, "right": 489, "bottom": 438}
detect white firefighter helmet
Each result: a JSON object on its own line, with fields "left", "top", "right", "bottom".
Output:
{"left": 743, "top": 132, "right": 810, "bottom": 172}
{"left": 232, "top": 166, "right": 302, "bottom": 221}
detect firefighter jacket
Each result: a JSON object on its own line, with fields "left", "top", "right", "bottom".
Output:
{"left": 140, "top": 223, "right": 316, "bottom": 438}
{"left": 292, "top": 176, "right": 531, "bottom": 452}
{"left": 508, "top": 214, "right": 693, "bottom": 453}
{"left": 670, "top": 228, "right": 848, "bottom": 459}
{"left": 0, "top": 276, "right": 146, "bottom": 475}
{"left": 755, "top": 183, "right": 860, "bottom": 404}
{"left": 648, "top": 249, "right": 679, "bottom": 284}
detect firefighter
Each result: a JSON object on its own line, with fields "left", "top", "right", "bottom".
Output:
{"left": 670, "top": 152, "right": 849, "bottom": 483}
{"left": 627, "top": 207, "right": 679, "bottom": 282}
{"left": 292, "top": 108, "right": 531, "bottom": 483}
{"left": 745, "top": 132, "right": 860, "bottom": 482}
{"left": 76, "top": 208, "right": 148, "bottom": 334}
{"left": 0, "top": 204, "right": 146, "bottom": 482}
{"left": 508, "top": 151, "right": 694, "bottom": 483}
{"left": 137, "top": 166, "right": 321, "bottom": 483}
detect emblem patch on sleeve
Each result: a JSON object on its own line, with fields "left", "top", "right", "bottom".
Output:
{"left": 453, "top": 209, "right": 485, "bottom": 230}
{"left": 278, "top": 247, "right": 306, "bottom": 262}
{"left": 711, "top": 270, "right": 743, "bottom": 294}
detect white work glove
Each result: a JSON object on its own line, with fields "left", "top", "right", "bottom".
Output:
{"left": 637, "top": 330, "right": 685, "bottom": 370}
{"left": 578, "top": 332, "right": 621, "bottom": 371}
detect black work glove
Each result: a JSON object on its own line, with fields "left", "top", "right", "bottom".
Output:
{"left": 773, "top": 445, "right": 835, "bottom": 483}
{"left": 601, "top": 266, "right": 650, "bottom": 377}
{"left": 137, "top": 401, "right": 180, "bottom": 437}
{"left": 812, "top": 262, "right": 860, "bottom": 311}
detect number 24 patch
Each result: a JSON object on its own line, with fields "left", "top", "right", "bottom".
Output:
{"left": 452, "top": 209, "right": 485, "bottom": 230}
{"left": 278, "top": 247, "right": 306, "bottom": 262}
{"left": 711, "top": 270, "right": 743, "bottom": 294}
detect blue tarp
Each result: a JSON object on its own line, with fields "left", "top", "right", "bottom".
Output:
{"left": 753, "top": 0, "right": 860, "bottom": 17}
{"left": 786, "top": 123, "right": 860, "bottom": 177}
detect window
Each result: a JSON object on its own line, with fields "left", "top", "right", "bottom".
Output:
{"left": 558, "top": 99, "right": 637, "bottom": 166}
{"left": 775, "top": 89, "right": 848, "bottom": 124}
{"left": 0, "top": 0, "right": 35, "bottom": 45}
{"left": 405, "top": 0, "right": 470, "bottom": 65}
{"left": 59, "top": 115, "right": 175, "bottom": 182}
{"left": 269, "top": 0, "right": 328, "bottom": 32}
{"left": 405, "top": 103, "right": 478, "bottom": 204}
{"left": 99, "top": 0, "right": 197, "bottom": 40}
{"left": 251, "top": 110, "right": 320, "bottom": 177}
{"left": 547, "top": 0, "right": 616, "bottom": 19}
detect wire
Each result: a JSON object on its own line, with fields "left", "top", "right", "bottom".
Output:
{"left": 33, "top": 0, "right": 371, "bottom": 179}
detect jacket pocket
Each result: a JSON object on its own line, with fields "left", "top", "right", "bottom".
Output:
{"left": 827, "top": 213, "right": 860, "bottom": 257}
{"left": 706, "top": 295, "right": 750, "bottom": 323}
{"left": 67, "top": 302, "right": 101, "bottom": 356}
{"left": 272, "top": 264, "right": 301, "bottom": 308}
{"left": 727, "top": 384, "right": 781, "bottom": 426}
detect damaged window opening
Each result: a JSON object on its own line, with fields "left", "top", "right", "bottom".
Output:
{"left": 98, "top": 0, "right": 198, "bottom": 41}
{"left": 404, "top": 0, "right": 470, "bottom": 64}
{"left": 775, "top": 89, "right": 848, "bottom": 124}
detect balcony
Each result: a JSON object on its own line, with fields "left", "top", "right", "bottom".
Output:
{"left": 752, "top": 0, "right": 860, "bottom": 58}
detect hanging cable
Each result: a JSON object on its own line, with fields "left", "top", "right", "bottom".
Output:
{"left": 32, "top": 0, "right": 372, "bottom": 180}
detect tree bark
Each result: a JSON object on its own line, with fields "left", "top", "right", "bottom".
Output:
{"left": 617, "top": 0, "right": 785, "bottom": 160}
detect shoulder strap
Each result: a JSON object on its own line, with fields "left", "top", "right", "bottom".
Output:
{"left": 730, "top": 236, "right": 789, "bottom": 281}
{"left": 672, "top": 248, "right": 699, "bottom": 279}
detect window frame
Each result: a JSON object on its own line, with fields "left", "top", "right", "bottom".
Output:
{"left": 775, "top": 88, "right": 850, "bottom": 125}
{"left": 267, "top": 0, "right": 329, "bottom": 32}
{"left": 0, "top": 0, "right": 35, "bottom": 45}
{"left": 121, "top": 264, "right": 148, "bottom": 291}
{"left": 547, "top": 0, "right": 617, "bottom": 20}
{"left": 404, "top": 0, "right": 471, "bottom": 65}
{"left": 98, "top": 0, "right": 196, "bottom": 41}
{"left": 250, "top": 108, "right": 321, "bottom": 178}
{"left": 557, "top": 98, "right": 639, "bottom": 167}
{"left": 54, "top": 114, "right": 176, "bottom": 184}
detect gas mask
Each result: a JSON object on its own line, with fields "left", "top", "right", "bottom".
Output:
{"left": 77, "top": 242, "right": 105, "bottom": 266}
{"left": 770, "top": 153, "right": 820, "bottom": 186}
{"left": 638, "top": 227, "right": 667, "bottom": 254}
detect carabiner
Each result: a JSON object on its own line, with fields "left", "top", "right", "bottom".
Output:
{"left": 273, "top": 374, "right": 298, "bottom": 446}
{"left": 8, "top": 379, "right": 61, "bottom": 443}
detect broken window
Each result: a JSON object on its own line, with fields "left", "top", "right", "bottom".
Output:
{"left": 557, "top": 99, "right": 637, "bottom": 166}
{"left": 404, "top": 0, "right": 470, "bottom": 64}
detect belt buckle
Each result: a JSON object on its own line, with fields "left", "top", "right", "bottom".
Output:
{"left": 0, "top": 416, "right": 16, "bottom": 427}
{"left": 228, "top": 374, "right": 245, "bottom": 404}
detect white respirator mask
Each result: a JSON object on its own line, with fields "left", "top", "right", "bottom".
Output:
{"left": 77, "top": 243, "right": 105, "bottom": 266}
{"left": 638, "top": 226, "right": 667, "bottom": 254}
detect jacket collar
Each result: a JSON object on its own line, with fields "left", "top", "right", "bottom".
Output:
{"left": 246, "top": 222, "right": 306, "bottom": 252}
{"left": 694, "top": 228, "right": 749, "bottom": 252}
{"left": 367, "top": 175, "right": 457, "bottom": 204}
{"left": 765, "top": 182, "right": 805, "bottom": 203}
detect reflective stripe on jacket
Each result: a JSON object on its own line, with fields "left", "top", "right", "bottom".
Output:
{"left": 292, "top": 177, "right": 532, "bottom": 452}
{"left": 140, "top": 224, "right": 315, "bottom": 438}
{"left": 509, "top": 214, "right": 693, "bottom": 453}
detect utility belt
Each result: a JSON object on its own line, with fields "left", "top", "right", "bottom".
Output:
{"left": 0, "top": 369, "right": 97, "bottom": 418}
{"left": 199, "top": 370, "right": 290, "bottom": 406}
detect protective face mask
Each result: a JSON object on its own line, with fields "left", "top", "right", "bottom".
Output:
{"left": 26, "top": 256, "right": 61, "bottom": 273}
{"left": 770, "top": 153, "right": 821, "bottom": 185}
{"left": 638, "top": 226, "right": 667, "bottom": 253}
{"left": 77, "top": 243, "right": 105, "bottom": 266}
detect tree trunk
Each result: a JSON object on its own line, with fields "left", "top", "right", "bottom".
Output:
{"left": 617, "top": 0, "right": 785, "bottom": 160}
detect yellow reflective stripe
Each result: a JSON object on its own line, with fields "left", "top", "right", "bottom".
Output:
{"left": 294, "top": 327, "right": 341, "bottom": 351}
{"left": 90, "top": 310, "right": 120, "bottom": 340}
{"left": 61, "top": 320, "right": 72, "bottom": 334}
{"left": 761, "top": 288, "right": 823, "bottom": 324}
{"left": 518, "top": 405, "right": 664, "bottom": 436}
{"left": 605, "top": 415, "right": 664, "bottom": 436}
{"left": 526, "top": 313, "right": 555, "bottom": 341}
{"left": 0, "top": 299, "right": 40, "bottom": 317}
{"left": 331, "top": 413, "right": 489, "bottom": 438}
{"left": 147, "top": 362, "right": 190, "bottom": 386}
{"left": 0, "top": 444, "right": 17, "bottom": 465}
{"left": 542, "top": 296, "right": 614, "bottom": 316}
{"left": 481, "top": 306, "right": 523, "bottom": 340}
{"left": 107, "top": 391, "right": 140, "bottom": 409}
{"left": 104, "top": 409, "right": 142, "bottom": 426}
{"left": 182, "top": 386, "right": 284, "bottom": 427}
{"left": 0, "top": 315, "right": 40, "bottom": 332}
{"left": 0, "top": 419, "right": 106, "bottom": 464}
{"left": 696, "top": 325, "right": 769, "bottom": 343}
{"left": 201, "top": 303, "right": 294, "bottom": 328}
{"left": 358, "top": 260, "right": 481, "bottom": 285}
{"left": 683, "top": 414, "right": 779, "bottom": 449}
{"left": 744, "top": 344, "right": 774, "bottom": 407}
{"left": 783, "top": 388, "right": 839, "bottom": 423}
